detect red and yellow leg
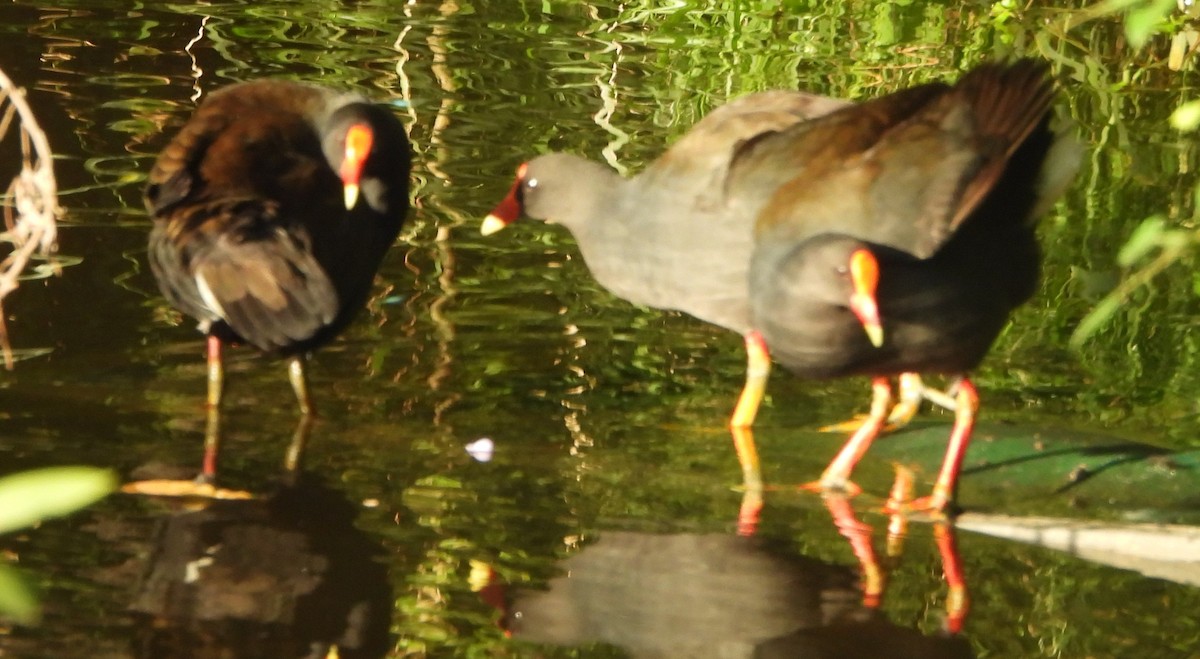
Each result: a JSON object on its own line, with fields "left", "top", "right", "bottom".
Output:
{"left": 910, "top": 378, "right": 979, "bottom": 513}
{"left": 803, "top": 377, "right": 892, "bottom": 496}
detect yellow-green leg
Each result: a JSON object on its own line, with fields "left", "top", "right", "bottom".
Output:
{"left": 729, "top": 331, "right": 771, "bottom": 428}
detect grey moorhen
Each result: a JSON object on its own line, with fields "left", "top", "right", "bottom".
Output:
{"left": 481, "top": 90, "right": 853, "bottom": 430}
{"left": 143, "top": 80, "right": 410, "bottom": 493}
{"left": 509, "top": 530, "right": 974, "bottom": 658}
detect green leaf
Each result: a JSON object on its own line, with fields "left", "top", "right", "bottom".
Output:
{"left": 1071, "top": 294, "right": 1123, "bottom": 347}
{"left": 1125, "top": 0, "right": 1176, "bottom": 48}
{"left": 1170, "top": 99, "right": 1200, "bottom": 132}
{"left": 0, "top": 467, "right": 116, "bottom": 536}
{"left": 1116, "top": 216, "right": 1167, "bottom": 266}
{"left": 0, "top": 562, "right": 38, "bottom": 625}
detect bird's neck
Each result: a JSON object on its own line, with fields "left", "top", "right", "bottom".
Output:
{"left": 546, "top": 158, "right": 626, "bottom": 235}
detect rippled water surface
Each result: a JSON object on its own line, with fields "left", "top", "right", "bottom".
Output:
{"left": 1, "top": 1, "right": 1199, "bottom": 657}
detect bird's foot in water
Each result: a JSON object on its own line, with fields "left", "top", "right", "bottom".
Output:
{"left": 820, "top": 374, "right": 959, "bottom": 434}
{"left": 819, "top": 401, "right": 920, "bottom": 435}
{"left": 819, "top": 411, "right": 912, "bottom": 435}
{"left": 799, "top": 478, "right": 863, "bottom": 498}
{"left": 121, "top": 477, "right": 254, "bottom": 500}
{"left": 818, "top": 394, "right": 926, "bottom": 434}
{"left": 884, "top": 489, "right": 957, "bottom": 519}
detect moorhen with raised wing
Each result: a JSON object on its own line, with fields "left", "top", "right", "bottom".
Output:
{"left": 741, "top": 60, "right": 1072, "bottom": 511}
{"left": 141, "top": 80, "right": 410, "bottom": 494}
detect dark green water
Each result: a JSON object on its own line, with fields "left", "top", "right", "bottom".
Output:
{"left": 0, "top": 1, "right": 1199, "bottom": 657}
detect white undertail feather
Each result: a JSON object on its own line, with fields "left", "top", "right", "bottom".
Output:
{"left": 194, "top": 272, "right": 228, "bottom": 322}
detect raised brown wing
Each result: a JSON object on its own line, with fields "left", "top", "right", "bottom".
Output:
{"left": 744, "top": 61, "right": 1054, "bottom": 259}
{"left": 644, "top": 90, "right": 852, "bottom": 210}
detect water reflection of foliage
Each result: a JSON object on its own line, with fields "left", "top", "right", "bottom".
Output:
{"left": 4, "top": 0, "right": 1200, "bottom": 654}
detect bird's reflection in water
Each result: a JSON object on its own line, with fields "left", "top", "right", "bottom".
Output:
{"left": 507, "top": 484, "right": 972, "bottom": 658}
{"left": 127, "top": 473, "right": 391, "bottom": 659}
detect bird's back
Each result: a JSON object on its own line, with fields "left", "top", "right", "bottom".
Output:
{"left": 579, "top": 90, "right": 851, "bottom": 334}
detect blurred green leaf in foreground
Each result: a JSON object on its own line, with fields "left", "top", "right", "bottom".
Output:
{"left": 0, "top": 467, "right": 116, "bottom": 625}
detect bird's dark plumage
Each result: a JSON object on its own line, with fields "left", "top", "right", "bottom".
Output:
{"left": 147, "top": 80, "right": 410, "bottom": 356}
{"left": 140, "top": 80, "right": 411, "bottom": 492}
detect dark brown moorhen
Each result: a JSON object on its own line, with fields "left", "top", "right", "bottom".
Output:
{"left": 481, "top": 90, "right": 854, "bottom": 434}
{"left": 142, "top": 80, "right": 410, "bottom": 493}
{"left": 743, "top": 60, "right": 1074, "bottom": 511}
{"left": 130, "top": 474, "right": 391, "bottom": 658}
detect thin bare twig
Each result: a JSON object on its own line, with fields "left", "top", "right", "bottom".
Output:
{"left": 0, "top": 65, "right": 61, "bottom": 369}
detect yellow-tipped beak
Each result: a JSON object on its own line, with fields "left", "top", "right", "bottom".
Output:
{"left": 480, "top": 214, "right": 507, "bottom": 236}
{"left": 862, "top": 319, "right": 884, "bottom": 348}
{"left": 340, "top": 124, "right": 372, "bottom": 211}
{"left": 850, "top": 292, "right": 885, "bottom": 348}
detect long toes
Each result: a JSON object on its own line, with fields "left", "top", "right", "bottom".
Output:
{"left": 799, "top": 479, "right": 864, "bottom": 498}
{"left": 121, "top": 479, "right": 255, "bottom": 500}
